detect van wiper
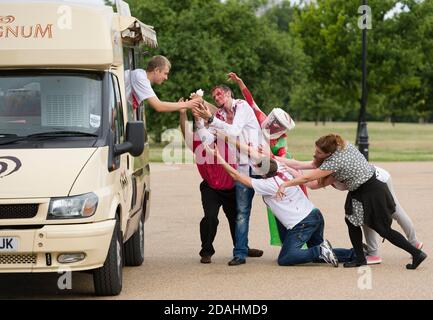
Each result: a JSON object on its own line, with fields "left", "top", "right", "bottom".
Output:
{"left": 0, "top": 131, "right": 98, "bottom": 146}
{"left": 27, "top": 131, "right": 99, "bottom": 138}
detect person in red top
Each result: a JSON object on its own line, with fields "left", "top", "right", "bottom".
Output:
{"left": 227, "top": 72, "right": 305, "bottom": 247}
{"left": 179, "top": 108, "right": 237, "bottom": 264}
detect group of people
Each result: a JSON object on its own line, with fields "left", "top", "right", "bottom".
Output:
{"left": 127, "top": 55, "right": 427, "bottom": 270}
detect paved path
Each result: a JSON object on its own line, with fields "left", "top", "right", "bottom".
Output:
{"left": 1, "top": 162, "right": 432, "bottom": 299}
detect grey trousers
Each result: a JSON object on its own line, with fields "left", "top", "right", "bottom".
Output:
{"left": 363, "top": 176, "right": 418, "bottom": 256}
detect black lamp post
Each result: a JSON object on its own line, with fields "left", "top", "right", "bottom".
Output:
{"left": 357, "top": 0, "right": 369, "bottom": 160}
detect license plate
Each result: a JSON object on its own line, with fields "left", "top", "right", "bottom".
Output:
{"left": 0, "top": 237, "right": 19, "bottom": 252}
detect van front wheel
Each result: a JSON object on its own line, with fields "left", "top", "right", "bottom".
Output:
{"left": 93, "top": 217, "right": 123, "bottom": 296}
{"left": 124, "top": 212, "right": 145, "bottom": 266}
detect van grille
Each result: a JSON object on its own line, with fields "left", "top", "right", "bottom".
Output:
{"left": 0, "top": 254, "right": 36, "bottom": 265}
{"left": 0, "top": 204, "right": 39, "bottom": 219}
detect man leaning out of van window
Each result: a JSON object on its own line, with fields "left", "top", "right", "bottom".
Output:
{"left": 125, "top": 55, "right": 200, "bottom": 112}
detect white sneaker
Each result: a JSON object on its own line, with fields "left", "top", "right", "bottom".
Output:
{"left": 320, "top": 240, "right": 339, "bottom": 267}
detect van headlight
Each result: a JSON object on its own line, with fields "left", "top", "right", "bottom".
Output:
{"left": 48, "top": 193, "right": 98, "bottom": 219}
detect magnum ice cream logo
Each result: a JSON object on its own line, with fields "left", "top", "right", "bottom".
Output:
{"left": 0, "top": 15, "right": 53, "bottom": 39}
{"left": 0, "top": 156, "right": 22, "bottom": 178}
{"left": 0, "top": 16, "right": 15, "bottom": 24}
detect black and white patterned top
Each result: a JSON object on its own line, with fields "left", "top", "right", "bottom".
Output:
{"left": 319, "top": 143, "right": 375, "bottom": 192}
{"left": 319, "top": 142, "right": 375, "bottom": 226}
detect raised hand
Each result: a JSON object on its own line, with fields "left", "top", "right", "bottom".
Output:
{"left": 227, "top": 72, "right": 242, "bottom": 84}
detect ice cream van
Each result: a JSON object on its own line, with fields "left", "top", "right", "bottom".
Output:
{"left": 0, "top": 0, "right": 156, "bottom": 296}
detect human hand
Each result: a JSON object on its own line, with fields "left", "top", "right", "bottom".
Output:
{"left": 178, "top": 98, "right": 187, "bottom": 114}
{"left": 185, "top": 99, "right": 202, "bottom": 109}
{"left": 192, "top": 103, "right": 212, "bottom": 120}
{"left": 276, "top": 184, "right": 286, "bottom": 200}
{"left": 258, "top": 144, "right": 271, "bottom": 157}
{"left": 189, "top": 93, "right": 204, "bottom": 103}
{"left": 227, "top": 72, "right": 242, "bottom": 84}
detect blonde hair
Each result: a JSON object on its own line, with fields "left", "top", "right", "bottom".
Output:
{"left": 146, "top": 55, "right": 171, "bottom": 72}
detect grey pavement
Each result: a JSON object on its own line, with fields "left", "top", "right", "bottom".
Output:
{"left": 0, "top": 162, "right": 432, "bottom": 299}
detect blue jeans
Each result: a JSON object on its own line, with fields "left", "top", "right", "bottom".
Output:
{"left": 233, "top": 181, "right": 255, "bottom": 259}
{"left": 278, "top": 209, "right": 355, "bottom": 266}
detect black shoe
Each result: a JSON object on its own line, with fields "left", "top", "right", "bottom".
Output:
{"left": 247, "top": 248, "right": 263, "bottom": 257}
{"left": 343, "top": 259, "right": 367, "bottom": 268}
{"left": 200, "top": 256, "right": 212, "bottom": 264}
{"left": 406, "top": 251, "right": 427, "bottom": 270}
{"left": 228, "top": 257, "right": 246, "bottom": 266}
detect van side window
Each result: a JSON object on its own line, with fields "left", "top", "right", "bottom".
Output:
{"left": 110, "top": 74, "right": 125, "bottom": 144}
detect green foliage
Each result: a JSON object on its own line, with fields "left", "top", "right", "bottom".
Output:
{"left": 126, "top": 0, "right": 433, "bottom": 139}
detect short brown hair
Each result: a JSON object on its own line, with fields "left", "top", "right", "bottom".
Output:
{"left": 315, "top": 134, "right": 345, "bottom": 154}
{"left": 146, "top": 55, "right": 171, "bottom": 72}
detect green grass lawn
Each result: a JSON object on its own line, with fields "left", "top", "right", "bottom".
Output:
{"left": 150, "top": 122, "right": 433, "bottom": 162}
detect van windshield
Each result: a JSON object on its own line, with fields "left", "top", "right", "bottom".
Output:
{"left": 0, "top": 72, "right": 103, "bottom": 137}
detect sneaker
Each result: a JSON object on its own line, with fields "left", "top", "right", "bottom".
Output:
{"left": 406, "top": 251, "right": 427, "bottom": 270}
{"left": 343, "top": 259, "right": 367, "bottom": 268}
{"left": 366, "top": 255, "right": 382, "bottom": 265}
{"left": 319, "top": 240, "right": 339, "bottom": 267}
{"left": 200, "top": 256, "right": 211, "bottom": 264}
{"left": 416, "top": 241, "right": 423, "bottom": 250}
{"left": 228, "top": 257, "right": 246, "bottom": 266}
{"left": 247, "top": 248, "right": 264, "bottom": 258}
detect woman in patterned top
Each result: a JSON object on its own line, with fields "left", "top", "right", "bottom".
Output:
{"left": 275, "top": 134, "right": 427, "bottom": 269}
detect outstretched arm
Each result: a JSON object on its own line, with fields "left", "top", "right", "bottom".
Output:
{"left": 276, "top": 169, "right": 334, "bottom": 199}
{"left": 274, "top": 156, "right": 316, "bottom": 170}
{"left": 205, "top": 145, "right": 252, "bottom": 188}
{"left": 148, "top": 96, "right": 201, "bottom": 113}
{"left": 215, "top": 130, "right": 265, "bottom": 164}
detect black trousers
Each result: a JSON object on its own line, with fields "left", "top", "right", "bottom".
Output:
{"left": 199, "top": 181, "right": 237, "bottom": 257}
{"left": 345, "top": 218, "right": 421, "bottom": 263}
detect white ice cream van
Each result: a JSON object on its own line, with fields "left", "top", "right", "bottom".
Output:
{"left": 0, "top": 0, "right": 155, "bottom": 296}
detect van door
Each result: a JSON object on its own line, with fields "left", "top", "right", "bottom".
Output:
{"left": 110, "top": 74, "right": 133, "bottom": 224}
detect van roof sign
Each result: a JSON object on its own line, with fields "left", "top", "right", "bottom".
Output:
{"left": 0, "top": 1, "right": 157, "bottom": 69}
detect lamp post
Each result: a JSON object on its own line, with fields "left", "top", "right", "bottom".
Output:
{"left": 357, "top": 0, "right": 369, "bottom": 160}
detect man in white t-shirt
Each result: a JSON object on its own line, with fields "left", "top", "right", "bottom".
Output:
{"left": 125, "top": 55, "right": 200, "bottom": 112}
{"left": 207, "top": 145, "right": 355, "bottom": 267}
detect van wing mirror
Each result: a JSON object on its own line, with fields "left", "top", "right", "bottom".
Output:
{"left": 114, "top": 121, "right": 145, "bottom": 157}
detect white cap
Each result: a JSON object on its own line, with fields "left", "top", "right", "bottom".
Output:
{"left": 261, "top": 108, "right": 295, "bottom": 140}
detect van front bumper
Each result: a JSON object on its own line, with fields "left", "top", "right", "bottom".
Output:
{"left": 0, "top": 220, "right": 115, "bottom": 273}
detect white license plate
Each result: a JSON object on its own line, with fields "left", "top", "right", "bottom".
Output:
{"left": 0, "top": 237, "right": 19, "bottom": 252}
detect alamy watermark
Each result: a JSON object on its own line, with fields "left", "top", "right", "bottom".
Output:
{"left": 358, "top": 5, "right": 372, "bottom": 30}
{"left": 57, "top": 267, "right": 72, "bottom": 290}
{"left": 357, "top": 266, "right": 373, "bottom": 290}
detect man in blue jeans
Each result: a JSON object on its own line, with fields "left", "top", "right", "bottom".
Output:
{"left": 207, "top": 145, "right": 355, "bottom": 266}
{"left": 193, "top": 85, "right": 265, "bottom": 265}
